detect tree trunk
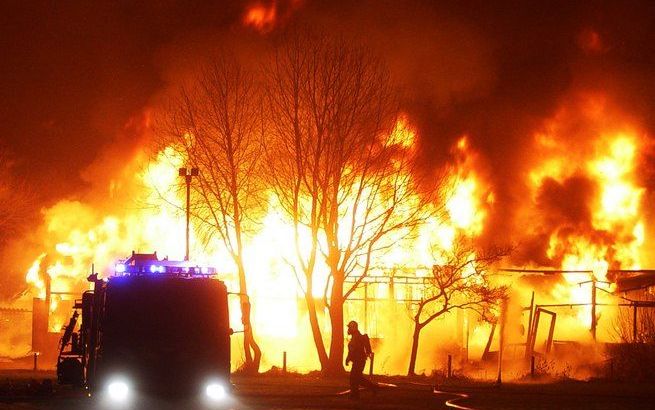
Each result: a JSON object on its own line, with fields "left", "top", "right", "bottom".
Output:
{"left": 326, "top": 276, "right": 345, "bottom": 376}
{"left": 408, "top": 321, "right": 422, "bottom": 376}
{"left": 305, "top": 291, "right": 329, "bottom": 370}
{"left": 240, "top": 296, "right": 262, "bottom": 373}
{"left": 237, "top": 261, "right": 261, "bottom": 373}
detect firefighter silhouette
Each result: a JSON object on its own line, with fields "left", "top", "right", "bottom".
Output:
{"left": 345, "top": 320, "right": 378, "bottom": 399}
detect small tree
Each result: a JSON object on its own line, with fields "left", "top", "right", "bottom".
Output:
{"left": 407, "top": 239, "right": 508, "bottom": 376}
{"left": 158, "top": 56, "right": 263, "bottom": 372}
{"left": 608, "top": 292, "right": 655, "bottom": 380}
{"left": 612, "top": 292, "right": 655, "bottom": 344}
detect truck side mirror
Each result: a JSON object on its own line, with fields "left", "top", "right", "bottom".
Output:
{"left": 229, "top": 328, "right": 234, "bottom": 336}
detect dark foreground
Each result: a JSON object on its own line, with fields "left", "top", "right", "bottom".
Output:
{"left": 0, "top": 371, "right": 653, "bottom": 409}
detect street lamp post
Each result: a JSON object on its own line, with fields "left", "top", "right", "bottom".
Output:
{"left": 178, "top": 167, "right": 199, "bottom": 261}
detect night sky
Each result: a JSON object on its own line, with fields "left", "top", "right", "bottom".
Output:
{"left": 0, "top": 1, "right": 242, "bottom": 198}
{"left": 2, "top": 0, "right": 655, "bottom": 205}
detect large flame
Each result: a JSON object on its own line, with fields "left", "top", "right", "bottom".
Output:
{"left": 17, "top": 93, "right": 652, "bottom": 375}
{"left": 523, "top": 94, "right": 648, "bottom": 340}
{"left": 20, "top": 114, "right": 492, "bottom": 371}
{"left": 243, "top": 2, "right": 277, "bottom": 33}
{"left": 242, "top": 1, "right": 304, "bottom": 34}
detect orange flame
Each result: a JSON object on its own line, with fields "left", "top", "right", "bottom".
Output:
{"left": 243, "top": 2, "right": 277, "bottom": 33}
{"left": 21, "top": 115, "right": 493, "bottom": 372}
{"left": 22, "top": 94, "right": 650, "bottom": 373}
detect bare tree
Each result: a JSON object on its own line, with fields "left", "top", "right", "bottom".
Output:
{"left": 264, "top": 29, "right": 437, "bottom": 374}
{"left": 612, "top": 292, "right": 655, "bottom": 344}
{"left": 0, "top": 150, "right": 36, "bottom": 246}
{"left": 607, "top": 291, "right": 655, "bottom": 381}
{"left": 158, "top": 56, "right": 263, "bottom": 373}
{"left": 407, "top": 239, "right": 508, "bottom": 376}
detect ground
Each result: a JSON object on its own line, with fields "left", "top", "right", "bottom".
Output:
{"left": 0, "top": 370, "right": 653, "bottom": 409}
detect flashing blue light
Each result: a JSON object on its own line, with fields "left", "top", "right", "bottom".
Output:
{"left": 112, "top": 260, "right": 217, "bottom": 277}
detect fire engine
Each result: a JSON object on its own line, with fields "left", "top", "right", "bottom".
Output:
{"left": 55, "top": 251, "right": 232, "bottom": 405}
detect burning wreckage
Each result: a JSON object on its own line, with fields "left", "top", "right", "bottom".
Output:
{"left": 55, "top": 251, "right": 231, "bottom": 404}
{"left": 11, "top": 99, "right": 655, "bottom": 384}
{"left": 18, "top": 124, "right": 655, "bottom": 383}
{"left": 7, "top": 11, "right": 655, "bottom": 385}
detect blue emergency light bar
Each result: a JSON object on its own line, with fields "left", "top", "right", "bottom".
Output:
{"left": 112, "top": 252, "right": 216, "bottom": 277}
{"left": 114, "top": 263, "right": 216, "bottom": 276}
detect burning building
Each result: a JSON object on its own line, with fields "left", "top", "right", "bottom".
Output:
{"left": 1, "top": 0, "right": 655, "bottom": 380}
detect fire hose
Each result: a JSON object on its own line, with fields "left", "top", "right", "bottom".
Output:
{"left": 336, "top": 381, "right": 477, "bottom": 410}
{"left": 432, "top": 387, "right": 475, "bottom": 410}
{"left": 406, "top": 381, "right": 477, "bottom": 410}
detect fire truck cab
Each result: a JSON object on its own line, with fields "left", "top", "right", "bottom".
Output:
{"left": 56, "top": 252, "right": 231, "bottom": 404}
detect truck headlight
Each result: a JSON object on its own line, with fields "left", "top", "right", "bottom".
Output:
{"left": 205, "top": 381, "right": 226, "bottom": 401}
{"left": 107, "top": 378, "right": 130, "bottom": 402}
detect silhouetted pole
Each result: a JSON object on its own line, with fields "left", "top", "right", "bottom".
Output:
{"left": 497, "top": 298, "right": 508, "bottom": 385}
{"left": 525, "top": 291, "right": 535, "bottom": 355}
{"left": 633, "top": 303, "right": 638, "bottom": 342}
{"left": 369, "top": 352, "right": 374, "bottom": 376}
{"left": 178, "top": 167, "right": 198, "bottom": 261}
{"left": 364, "top": 283, "right": 368, "bottom": 330}
{"left": 591, "top": 275, "right": 597, "bottom": 341}
{"left": 465, "top": 312, "right": 470, "bottom": 362}
{"left": 447, "top": 354, "right": 452, "bottom": 378}
{"left": 283, "top": 351, "right": 287, "bottom": 373}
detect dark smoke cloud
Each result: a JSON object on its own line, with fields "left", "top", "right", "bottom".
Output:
{"left": 512, "top": 174, "right": 597, "bottom": 266}
{"left": 0, "top": 1, "right": 243, "bottom": 200}
{"left": 2, "top": 0, "right": 655, "bottom": 269}
{"left": 537, "top": 174, "right": 596, "bottom": 229}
